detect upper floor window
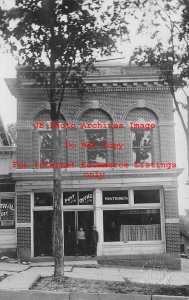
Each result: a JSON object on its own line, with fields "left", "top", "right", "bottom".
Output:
{"left": 132, "top": 129, "right": 153, "bottom": 163}
{"left": 40, "top": 132, "right": 54, "bottom": 163}
{"left": 85, "top": 129, "right": 107, "bottom": 163}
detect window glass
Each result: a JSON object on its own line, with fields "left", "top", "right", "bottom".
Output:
{"left": 86, "top": 130, "right": 107, "bottom": 163}
{"left": 0, "top": 199, "right": 15, "bottom": 229}
{"left": 63, "top": 192, "right": 77, "bottom": 205}
{"left": 40, "top": 132, "right": 54, "bottom": 163}
{"left": 79, "top": 191, "right": 93, "bottom": 205}
{"left": 103, "top": 209, "right": 161, "bottom": 242}
{"left": 34, "top": 193, "right": 53, "bottom": 206}
{"left": 103, "top": 190, "right": 128, "bottom": 205}
{"left": 63, "top": 191, "right": 93, "bottom": 205}
{"left": 132, "top": 130, "right": 152, "bottom": 163}
{"left": 134, "top": 190, "right": 160, "bottom": 204}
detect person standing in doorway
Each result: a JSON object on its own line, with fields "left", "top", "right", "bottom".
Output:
{"left": 77, "top": 227, "right": 87, "bottom": 256}
{"left": 90, "top": 225, "right": 99, "bottom": 257}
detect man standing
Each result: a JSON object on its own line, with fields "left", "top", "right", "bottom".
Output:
{"left": 90, "top": 225, "right": 99, "bottom": 257}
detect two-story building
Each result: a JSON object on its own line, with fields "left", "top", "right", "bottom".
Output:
{"left": 5, "top": 61, "right": 182, "bottom": 268}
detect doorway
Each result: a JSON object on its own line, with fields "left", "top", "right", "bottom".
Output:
{"left": 64, "top": 211, "right": 94, "bottom": 256}
{"left": 34, "top": 211, "right": 53, "bottom": 257}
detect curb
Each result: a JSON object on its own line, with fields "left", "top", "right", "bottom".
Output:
{"left": 0, "top": 290, "right": 188, "bottom": 300}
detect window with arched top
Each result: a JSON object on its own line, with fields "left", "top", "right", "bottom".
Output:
{"left": 78, "top": 109, "right": 113, "bottom": 164}
{"left": 127, "top": 108, "right": 159, "bottom": 165}
{"left": 32, "top": 110, "right": 67, "bottom": 164}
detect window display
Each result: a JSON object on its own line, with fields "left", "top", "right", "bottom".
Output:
{"left": 103, "top": 209, "right": 161, "bottom": 242}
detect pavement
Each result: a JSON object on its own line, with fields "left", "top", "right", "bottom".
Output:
{"left": 0, "top": 258, "right": 188, "bottom": 291}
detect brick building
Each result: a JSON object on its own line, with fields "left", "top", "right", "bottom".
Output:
{"left": 5, "top": 61, "right": 182, "bottom": 268}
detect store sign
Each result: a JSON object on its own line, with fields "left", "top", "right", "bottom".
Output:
{"left": 0, "top": 199, "right": 14, "bottom": 228}
{"left": 79, "top": 191, "right": 93, "bottom": 205}
{"left": 63, "top": 192, "right": 77, "bottom": 205}
{"left": 103, "top": 190, "right": 128, "bottom": 205}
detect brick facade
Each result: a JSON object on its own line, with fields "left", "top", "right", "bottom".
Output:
{"left": 6, "top": 64, "right": 181, "bottom": 267}
{"left": 17, "top": 195, "right": 31, "bottom": 223}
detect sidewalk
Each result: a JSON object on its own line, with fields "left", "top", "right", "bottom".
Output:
{"left": 0, "top": 259, "right": 188, "bottom": 291}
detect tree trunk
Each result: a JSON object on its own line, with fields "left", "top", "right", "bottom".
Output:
{"left": 52, "top": 126, "right": 64, "bottom": 278}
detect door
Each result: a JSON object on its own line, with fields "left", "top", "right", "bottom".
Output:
{"left": 64, "top": 211, "right": 94, "bottom": 256}
{"left": 34, "top": 211, "right": 53, "bottom": 257}
{"left": 64, "top": 211, "right": 76, "bottom": 255}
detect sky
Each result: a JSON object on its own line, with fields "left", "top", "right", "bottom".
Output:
{"left": 0, "top": 0, "right": 189, "bottom": 214}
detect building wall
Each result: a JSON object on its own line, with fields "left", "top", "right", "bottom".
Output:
{"left": 6, "top": 66, "right": 181, "bottom": 267}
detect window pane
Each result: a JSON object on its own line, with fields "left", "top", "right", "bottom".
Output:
{"left": 88, "top": 150, "right": 106, "bottom": 163}
{"left": 103, "top": 209, "right": 161, "bottom": 242}
{"left": 133, "top": 148, "right": 152, "bottom": 163}
{"left": 86, "top": 130, "right": 106, "bottom": 147}
{"left": 40, "top": 150, "right": 54, "bottom": 163}
{"left": 40, "top": 132, "right": 54, "bottom": 149}
{"left": 63, "top": 192, "right": 77, "bottom": 205}
{"left": 134, "top": 190, "right": 160, "bottom": 204}
{"left": 34, "top": 193, "right": 53, "bottom": 206}
{"left": 132, "top": 130, "right": 152, "bottom": 147}
{"left": 79, "top": 191, "right": 93, "bottom": 205}
{"left": 0, "top": 199, "right": 15, "bottom": 228}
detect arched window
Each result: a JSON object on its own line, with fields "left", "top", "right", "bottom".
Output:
{"left": 78, "top": 109, "right": 113, "bottom": 164}
{"left": 127, "top": 108, "right": 159, "bottom": 164}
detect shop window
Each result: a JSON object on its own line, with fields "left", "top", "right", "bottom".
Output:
{"left": 134, "top": 190, "right": 160, "bottom": 204}
{"left": 40, "top": 132, "right": 54, "bottom": 163}
{"left": 85, "top": 129, "right": 107, "bottom": 163}
{"left": 0, "top": 199, "right": 15, "bottom": 229}
{"left": 132, "top": 129, "right": 153, "bottom": 163}
{"left": 103, "top": 209, "right": 161, "bottom": 242}
{"left": 34, "top": 193, "right": 53, "bottom": 206}
{"left": 63, "top": 191, "right": 93, "bottom": 205}
{"left": 103, "top": 190, "right": 128, "bottom": 205}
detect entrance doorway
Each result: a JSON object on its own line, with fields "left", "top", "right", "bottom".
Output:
{"left": 34, "top": 211, "right": 53, "bottom": 257}
{"left": 64, "top": 211, "right": 94, "bottom": 256}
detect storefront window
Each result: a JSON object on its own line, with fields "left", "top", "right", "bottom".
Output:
{"left": 86, "top": 129, "right": 107, "bottom": 163}
{"left": 0, "top": 199, "right": 15, "bottom": 229}
{"left": 132, "top": 129, "right": 152, "bottom": 163}
{"left": 34, "top": 193, "right": 53, "bottom": 206}
{"left": 134, "top": 190, "right": 160, "bottom": 204}
{"left": 103, "top": 209, "right": 161, "bottom": 242}
{"left": 63, "top": 191, "right": 93, "bottom": 205}
{"left": 40, "top": 132, "right": 54, "bottom": 163}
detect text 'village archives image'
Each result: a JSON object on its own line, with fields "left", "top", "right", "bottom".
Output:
{"left": 0, "top": 0, "right": 189, "bottom": 298}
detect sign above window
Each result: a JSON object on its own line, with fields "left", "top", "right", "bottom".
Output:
{"left": 103, "top": 190, "right": 129, "bottom": 205}
{"left": 63, "top": 191, "right": 93, "bottom": 205}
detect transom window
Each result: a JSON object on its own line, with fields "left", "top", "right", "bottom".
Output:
{"left": 132, "top": 129, "right": 153, "bottom": 163}
{"left": 40, "top": 132, "right": 54, "bottom": 163}
{"left": 85, "top": 129, "right": 107, "bottom": 163}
